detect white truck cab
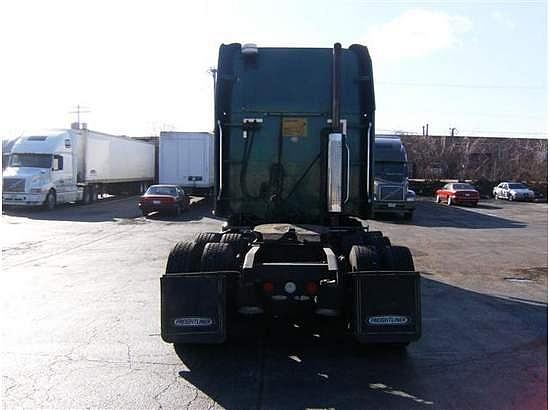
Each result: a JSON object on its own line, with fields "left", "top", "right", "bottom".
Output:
{"left": 2, "top": 126, "right": 155, "bottom": 210}
{"left": 3, "top": 130, "right": 79, "bottom": 209}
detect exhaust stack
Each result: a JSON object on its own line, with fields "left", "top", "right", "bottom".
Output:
{"left": 327, "top": 43, "right": 343, "bottom": 213}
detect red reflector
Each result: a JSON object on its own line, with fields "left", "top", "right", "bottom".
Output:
{"left": 305, "top": 281, "right": 318, "bottom": 296}
{"left": 263, "top": 282, "right": 274, "bottom": 293}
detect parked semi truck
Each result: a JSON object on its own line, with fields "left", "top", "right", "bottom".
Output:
{"left": 161, "top": 43, "right": 421, "bottom": 346}
{"left": 373, "top": 136, "right": 416, "bottom": 219}
{"left": 2, "top": 125, "right": 155, "bottom": 210}
{"left": 159, "top": 131, "right": 215, "bottom": 195}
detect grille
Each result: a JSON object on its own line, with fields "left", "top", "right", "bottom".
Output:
{"left": 3, "top": 178, "right": 26, "bottom": 193}
{"left": 380, "top": 185, "right": 404, "bottom": 201}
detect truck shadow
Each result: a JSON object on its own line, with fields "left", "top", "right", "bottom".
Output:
{"left": 145, "top": 197, "right": 224, "bottom": 222}
{"left": 2, "top": 196, "right": 219, "bottom": 223}
{"left": 400, "top": 200, "right": 526, "bottom": 229}
{"left": 2, "top": 196, "right": 141, "bottom": 222}
{"left": 171, "top": 277, "right": 547, "bottom": 410}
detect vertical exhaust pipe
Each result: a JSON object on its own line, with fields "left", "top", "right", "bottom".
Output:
{"left": 328, "top": 43, "right": 343, "bottom": 213}
{"left": 331, "top": 43, "right": 342, "bottom": 133}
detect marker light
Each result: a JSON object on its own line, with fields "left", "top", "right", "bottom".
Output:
{"left": 263, "top": 282, "right": 274, "bottom": 293}
{"left": 305, "top": 281, "right": 319, "bottom": 296}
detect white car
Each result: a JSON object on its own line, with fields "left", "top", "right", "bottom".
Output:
{"left": 493, "top": 182, "right": 535, "bottom": 201}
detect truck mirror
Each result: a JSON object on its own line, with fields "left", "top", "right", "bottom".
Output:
{"left": 52, "top": 155, "right": 63, "bottom": 170}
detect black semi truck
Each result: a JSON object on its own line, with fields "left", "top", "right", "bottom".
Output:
{"left": 161, "top": 43, "right": 421, "bottom": 346}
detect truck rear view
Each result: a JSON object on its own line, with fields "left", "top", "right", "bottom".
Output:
{"left": 161, "top": 43, "right": 421, "bottom": 346}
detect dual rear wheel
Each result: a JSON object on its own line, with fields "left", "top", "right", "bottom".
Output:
{"left": 349, "top": 244, "right": 415, "bottom": 272}
{"left": 165, "top": 232, "right": 242, "bottom": 274}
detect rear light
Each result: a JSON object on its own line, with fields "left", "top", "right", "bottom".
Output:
{"left": 305, "top": 281, "right": 318, "bottom": 296}
{"left": 262, "top": 282, "right": 274, "bottom": 293}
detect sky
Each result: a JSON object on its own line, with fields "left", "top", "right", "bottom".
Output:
{"left": 0, "top": 0, "right": 547, "bottom": 139}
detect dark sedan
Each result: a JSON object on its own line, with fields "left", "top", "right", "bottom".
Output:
{"left": 138, "top": 185, "right": 190, "bottom": 217}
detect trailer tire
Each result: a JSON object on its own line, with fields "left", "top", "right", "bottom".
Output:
{"left": 82, "top": 187, "right": 91, "bottom": 205}
{"left": 200, "top": 243, "right": 236, "bottom": 271}
{"left": 90, "top": 186, "right": 97, "bottom": 202}
{"left": 390, "top": 246, "right": 415, "bottom": 271}
{"left": 165, "top": 241, "right": 200, "bottom": 274}
{"left": 349, "top": 245, "right": 382, "bottom": 272}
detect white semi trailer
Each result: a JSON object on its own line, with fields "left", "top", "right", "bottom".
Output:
{"left": 2, "top": 125, "right": 155, "bottom": 210}
{"left": 159, "top": 132, "right": 214, "bottom": 195}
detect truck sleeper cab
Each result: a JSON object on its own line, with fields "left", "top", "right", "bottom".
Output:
{"left": 161, "top": 43, "right": 421, "bottom": 346}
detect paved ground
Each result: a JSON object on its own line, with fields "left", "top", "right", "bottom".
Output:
{"left": 1, "top": 197, "right": 547, "bottom": 409}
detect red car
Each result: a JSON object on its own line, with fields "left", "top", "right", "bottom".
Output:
{"left": 138, "top": 185, "right": 190, "bottom": 217}
{"left": 435, "top": 183, "right": 479, "bottom": 206}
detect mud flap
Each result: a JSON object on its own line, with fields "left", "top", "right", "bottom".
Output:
{"left": 161, "top": 271, "right": 237, "bottom": 344}
{"left": 353, "top": 271, "right": 421, "bottom": 343}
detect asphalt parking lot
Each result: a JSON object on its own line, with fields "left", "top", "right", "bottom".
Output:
{"left": 2, "top": 197, "right": 547, "bottom": 409}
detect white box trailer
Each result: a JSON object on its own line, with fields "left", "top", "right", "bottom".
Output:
{"left": 159, "top": 132, "right": 214, "bottom": 195}
{"left": 2, "top": 125, "right": 155, "bottom": 210}
{"left": 80, "top": 131, "right": 155, "bottom": 183}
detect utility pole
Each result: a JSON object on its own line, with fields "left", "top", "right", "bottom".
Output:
{"left": 449, "top": 127, "right": 457, "bottom": 137}
{"left": 207, "top": 67, "right": 218, "bottom": 133}
{"left": 422, "top": 123, "right": 430, "bottom": 136}
{"left": 69, "top": 105, "right": 90, "bottom": 128}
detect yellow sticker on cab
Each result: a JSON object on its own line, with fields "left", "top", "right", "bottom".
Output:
{"left": 282, "top": 118, "right": 308, "bottom": 137}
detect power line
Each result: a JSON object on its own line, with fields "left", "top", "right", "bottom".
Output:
{"left": 378, "top": 128, "right": 548, "bottom": 137}
{"left": 68, "top": 104, "right": 91, "bottom": 125}
{"left": 351, "top": 0, "right": 544, "bottom": 6}
{"left": 377, "top": 81, "right": 546, "bottom": 91}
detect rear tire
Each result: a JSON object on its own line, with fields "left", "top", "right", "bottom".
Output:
{"left": 194, "top": 232, "right": 222, "bottom": 247}
{"left": 165, "top": 241, "right": 200, "bottom": 274}
{"left": 349, "top": 245, "right": 382, "bottom": 272}
{"left": 403, "top": 211, "right": 413, "bottom": 221}
{"left": 390, "top": 246, "right": 415, "bottom": 271}
{"left": 220, "top": 233, "right": 248, "bottom": 255}
{"left": 435, "top": 195, "right": 440, "bottom": 204}
{"left": 200, "top": 243, "right": 236, "bottom": 271}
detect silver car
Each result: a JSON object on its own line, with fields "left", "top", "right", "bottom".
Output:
{"left": 493, "top": 182, "right": 535, "bottom": 201}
